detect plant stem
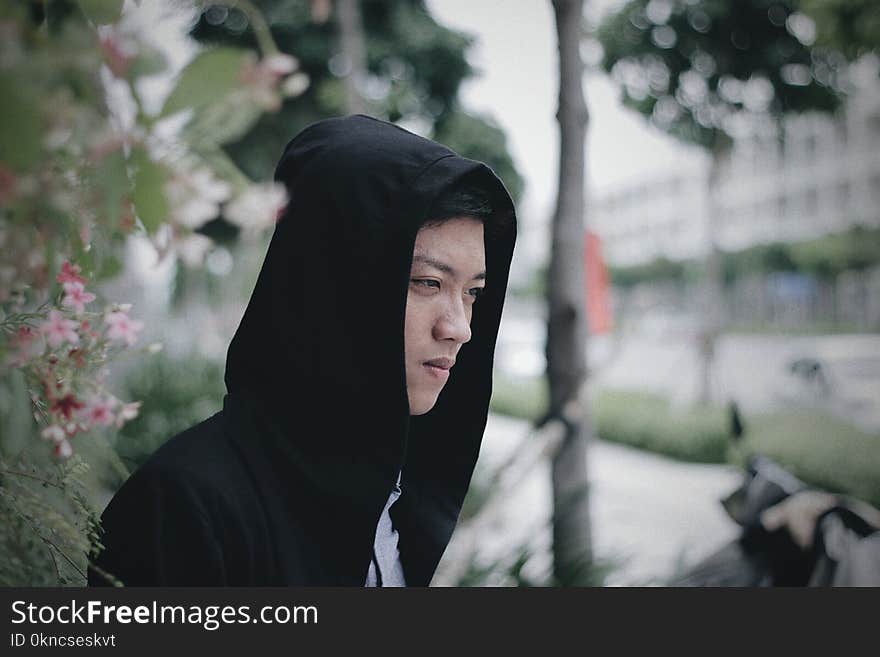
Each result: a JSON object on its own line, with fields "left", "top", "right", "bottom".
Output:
{"left": 208, "top": 0, "right": 280, "bottom": 56}
{"left": 0, "top": 469, "right": 65, "bottom": 489}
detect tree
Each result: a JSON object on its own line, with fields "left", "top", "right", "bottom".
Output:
{"left": 335, "top": 0, "right": 369, "bottom": 114}
{"left": 802, "top": 0, "right": 880, "bottom": 59}
{"left": 597, "top": 0, "right": 845, "bottom": 403}
{"left": 546, "top": 0, "right": 594, "bottom": 586}
{"left": 190, "top": 0, "right": 523, "bottom": 201}
{"left": 0, "top": 0, "right": 295, "bottom": 585}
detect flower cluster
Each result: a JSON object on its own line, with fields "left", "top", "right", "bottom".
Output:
{"left": 240, "top": 53, "right": 310, "bottom": 112}
{"left": 7, "top": 263, "right": 143, "bottom": 459}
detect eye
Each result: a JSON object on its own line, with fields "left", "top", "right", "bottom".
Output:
{"left": 467, "top": 286, "right": 485, "bottom": 300}
{"left": 410, "top": 278, "right": 440, "bottom": 291}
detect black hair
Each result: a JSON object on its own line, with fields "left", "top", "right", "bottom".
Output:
{"left": 426, "top": 185, "right": 494, "bottom": 224}
{"left": 424, "top": 183, "right": 511, "bottom": 239}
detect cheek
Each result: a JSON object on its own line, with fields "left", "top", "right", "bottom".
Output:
{"left": 404, "top": 295, "right": 429, "bottom": 355}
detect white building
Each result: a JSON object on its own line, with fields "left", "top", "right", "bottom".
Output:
{"left": 591, "top": 165, "right": 709, "bottom": 266}
{"left": 591, "top": 61, "right": 880, "bottom": 266}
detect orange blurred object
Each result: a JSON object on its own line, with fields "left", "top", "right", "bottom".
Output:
{"left": 585, "top": 230, "right": 612, "bottom": 335}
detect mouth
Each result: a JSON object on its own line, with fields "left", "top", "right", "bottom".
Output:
{"left": 423, "top": 357, "right": 454, "bottom": 380}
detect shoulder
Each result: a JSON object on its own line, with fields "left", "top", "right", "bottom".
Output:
{"left": 104, "top": 411, "right": 254, "bottom": 526}
{"left": 93, "top": 414, "right": 244, "bottom": 584}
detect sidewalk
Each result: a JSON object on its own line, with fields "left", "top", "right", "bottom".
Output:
{"left": 438, "top": 413, "right": 742, "bottom": 585}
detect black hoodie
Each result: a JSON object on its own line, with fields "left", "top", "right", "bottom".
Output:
{"left": 89, "top": 115, "right": 517, "bottom": 586}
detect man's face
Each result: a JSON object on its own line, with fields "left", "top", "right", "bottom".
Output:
{"left": 405, "top": 217, "right": 486, "bottom": 415}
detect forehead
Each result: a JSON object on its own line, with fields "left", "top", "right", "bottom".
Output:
{"left": 412, "top": 217, "right": 485, "bottom": 268}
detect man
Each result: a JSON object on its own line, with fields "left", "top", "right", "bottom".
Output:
{"left": 89, "top": 115, "right": 517, "bottom": 586}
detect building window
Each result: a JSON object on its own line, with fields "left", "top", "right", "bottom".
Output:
{"left": 804, "top": 134, "right": 816, "bottom": 159}
{"left": 837, "top": 181, "right": 850, "bottom": 207}
{"left": 805, "top": 188, "right": 818, "bottom": 216}
{"left": 835, "top": 118, "right": 848, "bottom": 150}
{"left": 871, "top": 174, "right": 880, "bottom": 205}
{"left": 868, "top": 113, "right": 880, "bottom": 147}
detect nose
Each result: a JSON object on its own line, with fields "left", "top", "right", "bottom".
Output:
{"left": 433, "top": 298, "right": 472, "bottom": 345}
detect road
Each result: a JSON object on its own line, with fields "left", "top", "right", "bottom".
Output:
{"left": 436, "top": 414, "right": 742, "bottom": 586}
{"left": 591, "top": 332, "right": 880, "bottom": 431}
{"left": 495, "top": 308, "right": 880, "bottom": 430}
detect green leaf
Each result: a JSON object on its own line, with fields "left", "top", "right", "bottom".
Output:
{"left": 161, "top": 48, "right": 252, "bottom": 119}
{"left": 76, "top": 0, "right": 124, "bottom": 25}
{"left": 0, "top": 75, "right": 42, "bottom": 172}
{"left": 192, "top": 145, "right": 252, "bottom": 193}
{"left": 128, "top": 46, "right": 169, "bottom": 80}
{"left": 96, "top": 255, "right": 123, "bottom": 281}
{"left": 183, "top": 92, "right": 265, "bottom": 148}
{"left": 130, "top": 149, "right": 169, "bottom": 235}
{"left": 70, "top": 238, "right": 96, "bottom": 280}
{"left": 94, "top": 149, "right": 130, "bottom": 228}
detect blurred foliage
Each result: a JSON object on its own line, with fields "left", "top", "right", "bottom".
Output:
{"left": 787, "top": 226, "right": 880, "bottom": 279}
{"left": 0, "top": 372, "right": 101, "bottom": 586}
{"left": 489, "top": 374, "right": 549, "bottom": 423}
{"left": 610, "top": 256, "right": 689, "bottom": 288}
{"left": 594, "top": 389, "right": 729, "bottom": 463}
{"left": 454, "top": 452, "right": 612, "bottom": 586}
{"left": 490, "top": 380, "right": 880, "bottom": 507}
{"left": 801, "top": 0, "right": 880, "bottom": 60}
{"left": 508, "top": 263, "right": 548, "bottom": 300}
{"left": 112, "top": 352, "right": 226, "bottom": 480}
{"left": 433, "top": 109, "right": 524, "bottom": 204}
{"left": 453, "top": 542, "right": 549, "bottom": 587}
{"left": 0, "top": 452, "right": 101, "bottom": 586}
{"left": 451, "top": 537, "right": 613, "bottom": 587}
{"left": 724, "top": 225, "right": 880, "bottom": 282}
{"left": 741, "top": 411, "right": 880, "bottom": 508}
{"left": 189, "top": 0, "right": 523, "bottom": 202}
{"left": 0, "top": 0, "right": 284, "bottom": 585}
{"left": 597, "top": 0, "right": 846, "bottom": 152}
{"left": 609, "top": 225, "right": 880, "bottom": 288}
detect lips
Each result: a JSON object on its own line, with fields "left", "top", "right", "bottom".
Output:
{"left": 424, "top": 357, "right": 455, "bottom": 370}
{"left": 423, "top": 357, "right": 454, "bottom": 380}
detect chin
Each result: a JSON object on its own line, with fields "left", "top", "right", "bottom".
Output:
{"left": 409, "top": 393, "right": 440, "bottom": 416}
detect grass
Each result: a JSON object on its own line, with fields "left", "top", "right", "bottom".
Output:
{"left": 592, "top": 389, "right": 730, "bottom": 464}
{"left": 489, "top": 375, "right": 548, "bottom": 423}
{"left": 490, "top": 374, "right": 880, "bottom": 507}
{"left": 742, "top": 412, "right": 880, "bottom": 508}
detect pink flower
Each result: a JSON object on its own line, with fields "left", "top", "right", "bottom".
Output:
{"left": 55, "top": 439, "right": 73, "bottom": 459}
{"left": 61, "top": 281, "right": 96, "bottom": 314}
{"left": 81, "top": 396, "right": 116, "bottom": 427}
{"left": 16, "top": 326, "right": 36, "bottom": 345}
{"left": 261, "top": 53, "right": 298, "bottom": 77}
{"left": 40, "top": 310, "right": 79, "bottom": 348}
{"left": 41, "top": 425, "right": 66, "bottom": 444}
{"left": 7, "top": 326, "right": 43, "bottom": 367}
{"left": 105, "top": 310, "right": 143, "bottom": 347}
{"left": 115, "top": 401, "right": 142, "bottom": 428}
{"left": 51, "top": 393, "right": 84, "bottom": 421}
{"left": 57, "top": 261, "right": 86, "bottom": 286}
{"left": 100, "top": 34, "right": 134, "bottom": 78}
{"left": 43, "top": 424, "right": 77, "bottom": 458}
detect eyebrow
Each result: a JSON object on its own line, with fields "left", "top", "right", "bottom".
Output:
{"left": 412, "top": 254, "right": 486, "bottom": 280}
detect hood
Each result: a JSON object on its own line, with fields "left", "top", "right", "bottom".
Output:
{"left": 223, "top": 114, "right": 516, "bottom": 584}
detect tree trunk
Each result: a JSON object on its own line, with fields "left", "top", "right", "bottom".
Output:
{"left": 548, "top": 0, "right": 594, "bottom": 586}
{"left": 335, "top": 0, "right": 367, "bottom": 114}
{"left": 697, "top": 137, "right": 731, "bottom": 405}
